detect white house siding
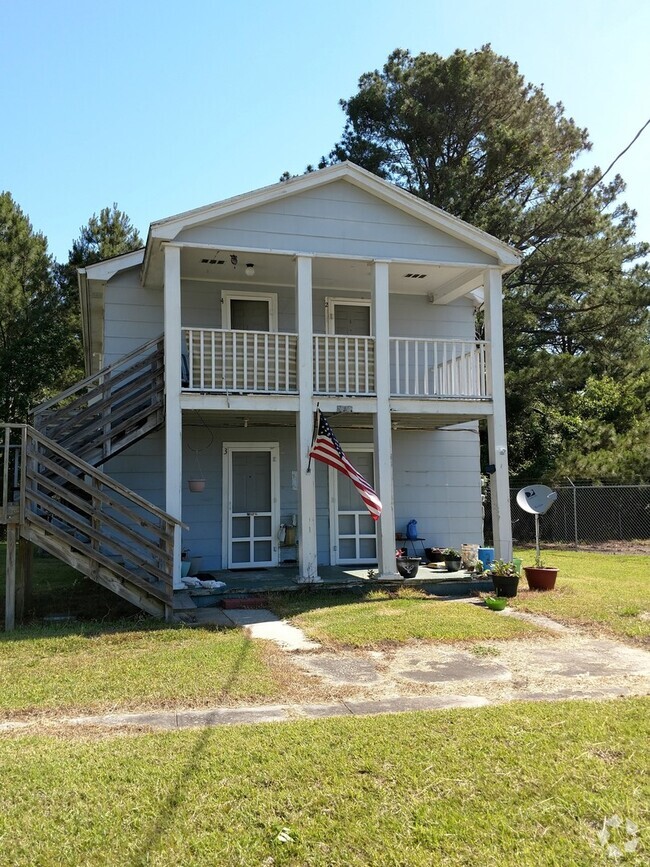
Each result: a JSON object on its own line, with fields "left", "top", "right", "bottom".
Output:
{"left": 392, "top": 427, "right": 483, "bottom": 551}
{"left": 103, "top": 267, "right": 162, "bottom": 366}
{"left": 174, "top": 180, "right": 499, "bottom": 266}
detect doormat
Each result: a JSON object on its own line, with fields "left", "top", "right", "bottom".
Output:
{"left": 220, "top": 596, "right": 268, "bottom": 609}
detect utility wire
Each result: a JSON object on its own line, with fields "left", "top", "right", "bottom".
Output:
{"left": 521, "top": 116, "right": 650, "bottom": 250}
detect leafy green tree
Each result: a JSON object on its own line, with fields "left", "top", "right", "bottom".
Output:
{"left": 0, "top": 193, "right": 80, "bottom": 421}
{"left": 320, "top": 46, "right": 650, "bottom": 481}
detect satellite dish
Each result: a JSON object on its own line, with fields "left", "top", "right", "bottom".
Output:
{"left": 516, "top": 485, "right": 558, "bottom": 516}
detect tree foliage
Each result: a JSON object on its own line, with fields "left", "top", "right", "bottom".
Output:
{"left": 57, "top": 204, "right": 143, "bottom": 302}
{"left": 321, "top": 46, "right": 650, "bottom": 482}
{"left": 0, "top": 193, "right": 80, "bottom": 421}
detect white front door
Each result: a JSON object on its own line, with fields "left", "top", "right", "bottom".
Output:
{"left": 329, "top": 447, "right": 378, "bottom": 565}
{"left": 223, "top": 443, "right": 279, "bottom": 568}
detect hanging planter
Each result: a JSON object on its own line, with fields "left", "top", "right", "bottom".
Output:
{"left": 186, "top": 412, "right": 213, "bottom": 495}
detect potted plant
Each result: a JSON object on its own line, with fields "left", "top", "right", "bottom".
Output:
{"left": 523, "top": 554, "right": 559, "bottom": 591}
{"left": 395, "top": 549, "right": 420, "bottom": 579}
{"left": 489, "top": 559, "right": 520, "bottom": 597}
{"left": 442, "top": 547, "right": 462, "bottom": 572}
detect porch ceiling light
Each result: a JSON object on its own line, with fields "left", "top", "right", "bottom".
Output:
{"left": 245, "top": 263, "right": 255, "bottom": 277}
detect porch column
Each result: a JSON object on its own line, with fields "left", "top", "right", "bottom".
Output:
{"left": 372, "top": 261, "right": 398, "bottom": 578}
{"left": 483, "top": 266, "right": 513, "bottom": 560}
{"left": 163, "top": 243, "right": 183, "bottom": 590}
{"left": 295, "top": 255, "right": 320, "bottom": 582}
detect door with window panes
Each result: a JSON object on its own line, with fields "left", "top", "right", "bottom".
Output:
{"left": 330, "top": 448, "right": 377, "bottom": 565}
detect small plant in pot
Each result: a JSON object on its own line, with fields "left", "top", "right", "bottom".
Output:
{"left": 489, "top": 560, "right": 520, "bottom": 598}
{"left": 442, "top": 548, "right": 462, "bottom": 572}
{"left": 523, "top": 553, "right": 559, "bottom": 591}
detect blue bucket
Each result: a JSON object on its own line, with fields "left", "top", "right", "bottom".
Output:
{"left": 478, "top": 547, "right": 495, "bottom": 570}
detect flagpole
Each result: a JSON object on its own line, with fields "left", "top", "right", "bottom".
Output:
{"left": 307, "top": 403, "right": 320, "bottom": 473}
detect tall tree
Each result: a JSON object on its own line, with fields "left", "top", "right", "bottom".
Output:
{"left": 321, "top": 46, "right": 650, "bottom": 481}
{"left": 57, "top": 204, "right": 143, "bottom": 302}
{"left": 0, "top": 193, "right": 79, "bottom": 421}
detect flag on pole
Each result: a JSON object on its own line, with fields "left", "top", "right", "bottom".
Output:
{"left": 309, "top": 409, "right": 382, "bottom": 521}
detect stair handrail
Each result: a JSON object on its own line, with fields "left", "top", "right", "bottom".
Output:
{"left": 31, "top": 334, "right": 164, "bottom": 419}
{"left": 21, "top": 423, "right": 187, "bottom": 531}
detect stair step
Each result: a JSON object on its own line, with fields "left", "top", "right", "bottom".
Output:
{"left": 173, "top": 591, "right": 198, "bottom": 610}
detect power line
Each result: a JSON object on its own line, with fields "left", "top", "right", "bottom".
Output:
{"left": 521, "top": 116, "right": 650, "bottom": 250}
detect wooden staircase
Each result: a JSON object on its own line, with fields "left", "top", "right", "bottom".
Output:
{"left": 2, "top": 337, "right": 184, "bottom": 628}
{"left": 32, "top": 336, "right": 164, "bottom": 469}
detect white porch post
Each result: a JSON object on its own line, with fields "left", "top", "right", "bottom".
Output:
{"left": 372, "top": 261, "right": 398, "bottom": 577}
{"left": 164, "top": 243, "right": 183, "bottom": 590}
{"left": 484, "top": 266, "right": 513, "bottom": 561}
{"left": 295, "top": 255, "right": 320, "bottom": 582}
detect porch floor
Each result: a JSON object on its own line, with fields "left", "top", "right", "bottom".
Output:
{"left": 176, "top": 565, "right": 494, "bottom": 609}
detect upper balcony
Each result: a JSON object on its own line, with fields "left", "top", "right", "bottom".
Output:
{"left": 182, "top": 327, "right": 491, "bottom": 401}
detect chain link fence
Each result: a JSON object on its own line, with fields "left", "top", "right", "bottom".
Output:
{"left": 484, "top": 483, "right": 650, "bottom": 549}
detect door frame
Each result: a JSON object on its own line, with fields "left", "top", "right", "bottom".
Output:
{"left": 222, "top": 290, "right": 278, "bottom": 331}
{"left": 325, "top": 296, "right": 372, "bottom": 335}
{"left": 222, "top": 442, "right": 280, "bottom": 568}
{"left": 328, "top": 444, "right": 377, "bottom": 565}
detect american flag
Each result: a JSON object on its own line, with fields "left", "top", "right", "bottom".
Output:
{"left": 309, "top": 410, "right": 382, "bottom": 521}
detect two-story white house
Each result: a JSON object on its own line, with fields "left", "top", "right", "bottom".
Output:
{"left": 7, "top": 162, "right": 518, "bottom": 620}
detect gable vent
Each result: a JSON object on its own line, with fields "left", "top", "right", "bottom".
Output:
{"left": 404, "top": 273, "right": 427, "bottom": 279}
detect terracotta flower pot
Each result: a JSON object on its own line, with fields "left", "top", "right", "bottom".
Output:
{"left": 188, "top": 479, "right": 206, "bottom": 493}
{"left": 524, "top": 566, "right": 558, "bottom": 591}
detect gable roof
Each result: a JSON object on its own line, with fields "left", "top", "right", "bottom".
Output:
{"left": 142, "top": 162, "right": 520, "bottom": 282}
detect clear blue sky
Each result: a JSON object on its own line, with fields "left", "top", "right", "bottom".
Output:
{"left": 2, "top": 0, "right": 649, "bottom": 262}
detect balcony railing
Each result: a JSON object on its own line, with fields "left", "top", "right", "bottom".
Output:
{"left": 390, "top": 338, "right": 490, "bottom": 399}
{"left": 183, "top": 328, "right": 298, "bottom": 393}
{"left": 313, "top": 335, "right": 375, "bottom": 396}
{"left": 182, "top": 329, "right": 490, "bottom": 400}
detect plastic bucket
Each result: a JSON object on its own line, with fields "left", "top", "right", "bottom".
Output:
{"left": 478, "top": 547, "right": 495, "bottom": 570}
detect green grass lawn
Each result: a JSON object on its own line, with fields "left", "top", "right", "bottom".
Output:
{"left": 0, "top": 621, "right": 291, "bottom": 716}
{"left": 1, "top": 697, "right": 647, "bottom": 866}
{"left": 270, "top": 588, "right": 543, "bottom": 648}
{"left": 513, "top": 550, "right": 650, "bottom": 642}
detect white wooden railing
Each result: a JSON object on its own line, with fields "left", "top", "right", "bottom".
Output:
{"left": 183, "top": 328, "right": 298, "bottom": 393}
{"left": 313, "top": 335, "right": 375, "bottom": 396}
{"left": 390, "top": 338, "right": 490, "bottom": 398}
{"left": 182, "top": 329, "right": 490, "bottom": 400}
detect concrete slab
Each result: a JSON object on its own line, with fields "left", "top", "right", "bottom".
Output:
{"left": 295, "top": 655, "right": 382, "bottom": 684}
{"left": 226, "top": 609, "right": 321, "bottom": 651}
{"left": 397, "top": 649, "right": 511, "bottom": 684}
{"left": 518, "top": 639, "right": 650, "bottom": 678}
{"left": 176, "top": 608, "right": 234, "bottom": 627}
{"left": 293, "top": 703, "right": 354, "bottom": 719}
{"left": 344, "top": 695, "right": 490, "bottom": 715}
{"left": 175, "top": 706, "right": 290, "bottom": 728}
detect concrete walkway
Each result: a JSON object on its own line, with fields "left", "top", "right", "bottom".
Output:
{"left": 2, "top": 605, "right": 647, "bottom": 735}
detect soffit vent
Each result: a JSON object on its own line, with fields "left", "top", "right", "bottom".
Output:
{"left": 200, "top": 258, "right": 226, "bottom": 265}
{"left": 404, "top": 273, "right": 427, "bottom": 279}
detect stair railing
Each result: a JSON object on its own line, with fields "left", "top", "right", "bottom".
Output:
{"left": 2, "top": 423, "right": 184, "bottom": 605}
{"left": 31, "top": 335, "right": 164, "bottom": 465}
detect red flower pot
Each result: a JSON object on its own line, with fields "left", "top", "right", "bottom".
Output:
{"left": 524, "top": 566, "right": 558, "bottom": 591}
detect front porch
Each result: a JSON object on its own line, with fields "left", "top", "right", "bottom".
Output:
{"left": 174, "top": 564, "right": 495, "bottom": 612}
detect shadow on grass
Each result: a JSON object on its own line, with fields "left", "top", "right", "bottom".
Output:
{"left": 0, "top": 616, "right": 209, "bottom": 645}
{"left": 130, "top": 633, "right": 254, "bottom": 866}
{"left": 265, "top": 585, "right": 443, "bottom": 619}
